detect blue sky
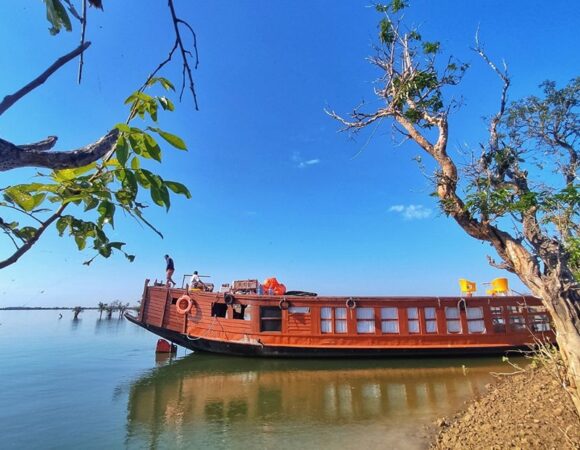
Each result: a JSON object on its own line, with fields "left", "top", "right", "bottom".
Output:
{"left": 0, "top": 1, "right": 578, "bottom": 306}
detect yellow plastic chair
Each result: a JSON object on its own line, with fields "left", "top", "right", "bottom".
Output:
{"left": 486, "top": 278, "right": 509, "bottom": 296}
{"left": 459, "top": 279, "right": 477, "bottom": 297}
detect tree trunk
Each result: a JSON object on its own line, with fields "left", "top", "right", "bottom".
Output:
{"left": 534, "top": 283, "right": 580, "bottom": 415}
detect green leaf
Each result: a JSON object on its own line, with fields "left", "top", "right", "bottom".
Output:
{"left": 134, "top": 170, "right": 151, "bottom": 188}
{"left": 147, "top": 77, "right": 175, "bottom": 91}
{"left": 159, "top": 185, "right": 170, "bottom": 210}
{"left": 99, "top": 245, "right": 112, "bottom": 258}
{"left": 379, "top": 18, "right": 394, "bottom": 44}
{"left": 149, "top": 185, "right": 165, "bottom": 207}
{"left": 108, "top": 242, "right": 125, "bottom": 250}
{"left": 56, "top": 216, "right": 70, "bottom": 236}
{"left": 115, "top": 135, "right": 129, "bottom": 166}
{"left": 5, "top": 187, "right": 36, "bottom": 211}
{"left": 165, "top": 181, "right": 191, "bottom": 199}
{"left": 83, "top": 197, "right": 99, "bottom": 212}
{"left": 44, "top": 0, "right": 72, "bottom": 35}
{"left": 158, "top": 97, "right": 175, "bottom": 111}
{"left": 31, "top": 193, "right": 46, "bottom": 209}
{"left": 147, "top": 127, "right": 187, "bottom": 150}
{"left": 130, "top": 157, "right": 140, "bottom": 170}
{"left": 75, "top": 235, "right": 87, "bottom": 251}
{"left": 128, "top": 132, "right": 147, "bottom": 156}
{"left": 143, "top": 133, "right": 162, "bottom": 162}
{"left": 97, "top": 201, "right": 115, "bottom": 228}
{"left": 115, "top": 123, "right": 131, "bottom": 133}
{"left": 391, "top": 0, "right": 407, "bottom": 13}
{"left": 121, "top": 169, "right": 138, "bottom": 198}
{"left": 422, "top": 41, "right": 441, "bottom": 54}
{"left": 53, "top": 163, "right": 97, "bottom": 182}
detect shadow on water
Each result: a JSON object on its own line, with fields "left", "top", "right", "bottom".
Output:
{"left": 124, "top": 353, "right": 514, "bottom": 449}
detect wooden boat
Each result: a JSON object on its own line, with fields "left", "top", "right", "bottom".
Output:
{"left": 126, "top": 278, "right": 554, "bottom": 358}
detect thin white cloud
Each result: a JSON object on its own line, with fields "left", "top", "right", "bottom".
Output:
{"left": 389, "top": 204, "right": 432, "bottom": 220}
{"left": 292, "top": 151, "right": 320, "bottom": 169}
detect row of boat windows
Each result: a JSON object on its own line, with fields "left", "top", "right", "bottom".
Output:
{"left": 318, "top": 306, "right": 550, "bottom": 335}
{"left": 207, "top": 302, "right": 550, "bottom": 334}
{"left": 259, "top": 305, "right": 551, "bottom": 334}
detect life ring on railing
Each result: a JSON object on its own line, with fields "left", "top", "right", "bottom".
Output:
{"left": 346, "top": 297, "right": 357, "bottom": 309}
{"left": 224, "top": 293, "right": 236, "bottom": 306}
{"left": 279, "top": 298, "right": 290, "bottom": 310}
{"left": 176, "top": 295, "right": 192, "bottom": 315}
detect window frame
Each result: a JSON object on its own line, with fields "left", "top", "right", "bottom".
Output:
{"left": 380, "top": 307, "right": 400, "bottom": 334}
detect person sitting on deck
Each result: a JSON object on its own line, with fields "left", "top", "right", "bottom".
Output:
{"left": 190, "top": 271, "right": 206, "bottom": 290}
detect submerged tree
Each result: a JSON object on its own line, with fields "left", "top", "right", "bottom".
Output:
{"left": 0, "top": 0, "right": 198, "bottom": 269}
{"left": 97, "top": 301, "right": 107, "bottom": 319}
{"left": 72, "top": 306, "right": 83, "bottom": 320}
{"left": 328, "top": 2, "right": 579, "bottom": 411}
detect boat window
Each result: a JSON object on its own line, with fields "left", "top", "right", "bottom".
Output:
{"left": 466, "top": 307, "right": 485, "bottom": 333}
{"left": 407, "top": 307, "right": 420, "bottom": 334}
{"left": 260, "top": 306, "right": 282, "bottom": 332}
{"left": 211, "top": 302, "right": 228, "bottom": 318}
{"left": 492, "top": 317, "right": 506, "bottom": 333}
{"left": 321, "top": 307, "right": 333, "bottom": 333}
{"left": 288, "top": 307, "right": 310, "bottom": 314}
{"left": 424, "top": 307, "right": 437, "bottom": 333}
{"left": 445, "top": 307, "right": 461, "bottom": 333}
{"left": 507, "top": 305, "right": 523, "bottom": 314}
{"left": 356, "top": 308, "right": 375, "bottom": 334}
{"left": 381, "top": 307, "right": 399, "bottom": 334}
{"left": 243, "top": 305, "right": 252, "bottom": 321}
{"left": 321, "top": 307, "right": 347, "bottom": 334}
{"left": 509, "top": 316, "right": 526, "bottom": 332}
{"left": 335, "top": 308, "right": 347, "bottom": 333}
{"left": 528, "top": 314, "right": 551, "bottom": 332}
{"left": 490, "top": 306, "right": 505, "bottom": 333}
{"left": 231, "top": 304, "right": 247, "bottom": 320}
{"left": 526, "top": 305, "right": 547, "bottom": 313}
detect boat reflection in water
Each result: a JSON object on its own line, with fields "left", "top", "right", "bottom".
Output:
{"left": 125, "top": 355, "right": 509, "bottom": 449}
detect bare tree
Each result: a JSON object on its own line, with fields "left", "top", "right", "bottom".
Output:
{"left": 328, "top": 3, "right": 580, "bottom": 412}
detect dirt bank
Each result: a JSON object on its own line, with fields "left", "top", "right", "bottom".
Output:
{"left": 431, "top": 366, "right": 580, "bottom": 449}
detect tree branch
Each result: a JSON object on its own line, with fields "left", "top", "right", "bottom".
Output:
{"left": 0, "top": 204, "right": 68, "bottom": 270}
{"left": 77, "top": 0, "right": 88, "bottom": 84}
{"left": 0, "top": 129, "right": 119, "bottom": 171}
{"left": 15, "top": 136, "right": 58, "bottom": 152}
{"left": 167, "top": 0, "right": 199, "bottom": 109}
{"left": 0, "top": 42, "right": 91, "bottom": 117}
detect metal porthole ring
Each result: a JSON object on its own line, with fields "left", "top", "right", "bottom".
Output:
{"left": 346, "top": 297, "right": 357, "bottom": 309}
{"left": 279, "top": 298, "right": 290, "bottom": 310}
{"left": 224, "top": 293, "right": 235, "bottom": 306}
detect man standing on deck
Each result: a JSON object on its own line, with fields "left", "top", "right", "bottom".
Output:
{"left": 164, "top": 254, "right": 176, "bottom": 287}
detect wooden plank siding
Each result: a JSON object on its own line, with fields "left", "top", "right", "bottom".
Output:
{"left": 139, "top": 285, "right": 554, "bottom": 350}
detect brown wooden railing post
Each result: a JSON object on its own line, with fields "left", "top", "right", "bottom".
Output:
{"left": 138, "top": 278, "right": 150, "bottom": 322}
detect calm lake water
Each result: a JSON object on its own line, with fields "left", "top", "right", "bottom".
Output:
{"left": 0, "top": 310, "right": 514, "bottom": 449}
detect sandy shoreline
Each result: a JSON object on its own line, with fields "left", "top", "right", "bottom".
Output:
{"left": 430, "top": 364, "right": 580, "bottom": 449}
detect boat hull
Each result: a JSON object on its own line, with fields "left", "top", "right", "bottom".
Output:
{"left": 126, "top": 313, "right": 531, "bottom": 358}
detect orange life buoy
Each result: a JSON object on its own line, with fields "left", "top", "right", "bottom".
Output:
{"left": 176, "top": 295, "right": 192, "bottom": 314}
